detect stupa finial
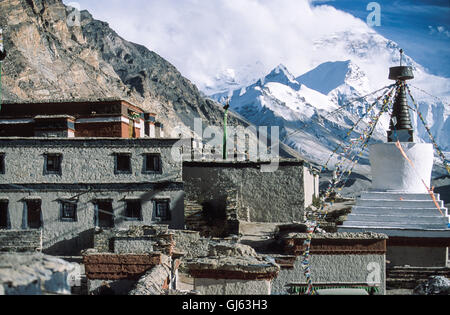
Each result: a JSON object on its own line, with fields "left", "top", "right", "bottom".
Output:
{"left": 387, "top": 49, "right": 414, "bottom": 143}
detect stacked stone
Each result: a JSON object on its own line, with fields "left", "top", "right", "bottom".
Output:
{"left": 0, "top": 230, "right": 42, "bottom": 253}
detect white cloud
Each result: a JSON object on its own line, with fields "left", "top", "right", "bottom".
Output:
{"left": 68, "top": 0, "right": 448, "bottom": 98}
{"left": 428, "top": 25, "right": 450, "bottom": 38}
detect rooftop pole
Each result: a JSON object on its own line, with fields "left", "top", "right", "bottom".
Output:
{"left": 0, "top": 28, "right": 7, "bottom": 111}
{"left": 223, "top": 100, "right": 230, "bottom": 160}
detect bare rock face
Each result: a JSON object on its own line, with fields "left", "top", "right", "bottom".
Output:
{"left": 0, "top": 0, "right": 236, "bottom": 135}
{"left": 414, "top": 276, "right": 450, "bottom": 296}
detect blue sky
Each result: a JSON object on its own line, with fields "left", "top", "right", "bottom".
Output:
{"left": 313, "top": 0, "right": 450, "bottom": 77}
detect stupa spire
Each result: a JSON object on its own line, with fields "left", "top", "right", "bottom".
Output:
{"left": 387, "top": 49, "right": 414, "bottom": 143}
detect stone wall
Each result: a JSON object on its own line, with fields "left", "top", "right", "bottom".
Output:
{"left": 0, "top": 230, "right": 42, "bottom": 252}
{"left": 0, "top": 138, "right": 186, "bottom": 256}
{"left": 129, "top": 259, "right": 172, "bottom": 295}
{"left": 0, "top": 138, "right": 186, "bottom": 184}
{"left": 193, "top": 278, "right": 271, "bottom": 295}
{"left": 271, "top": 254, "right": 386, "bottom": 295}
{"left": 93, "top": 225, "right": 175, "bottom": 255}
{"left": 185, "top": 243, "right": 280, "bottom": 295}
{"left": 172, "top": 230, "right": 211, "bottom": 259}
{"left": 184, "top": 189, "right": 239, "bottom": 237}
{"left": 183, "top": 161, "right": 309, "bottom": 223}
{"left": 272, "top": 232, "right": 388, "bottom": 295}
{"left": 0, "top": 189, "right": 184, "bottom": 255}
{"left": 83, "top": 253, "right": 163, "bottom": 280}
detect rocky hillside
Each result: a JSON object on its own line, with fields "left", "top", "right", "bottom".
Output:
{"left": 0, "top": 0, "right": 265, "bottom": 139}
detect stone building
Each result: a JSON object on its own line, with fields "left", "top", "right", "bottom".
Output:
{"left": 0, "top": 99, "right": 163, "bottom": 138}
{"left": 0, "top": 137, "right": 187, "bottom": 255}
{"left": 182, "top": 160, "right": 319, "bottom": 236}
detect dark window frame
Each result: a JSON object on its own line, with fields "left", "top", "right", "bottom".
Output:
{"left": 124, "top": 200, "right": 143, "bottom": 221}
{"left": 44, "top": 153, "right": 63, "bottom": 175}
{"left": 143, "top": 153, "right": 162, "bottom": 174}
{"left": 60, "top": 200, "right": 78, "bottom": 222}
{"left": 26, "top": 199, "right": 43, "bottom": 229}
{"left": 94, "top": 199, "right": 115, "bottom": 228}
{"left": 114, "top": 153, "right": 132, "bottom": 174}
{"left": 0, "top": 200, "right": 10, "bottom": 229}
{"left": 154, "top": 199, "right": 171, "bottom": 222}
{"left": 0, "top": 153, "right": 5, "bottom": 175}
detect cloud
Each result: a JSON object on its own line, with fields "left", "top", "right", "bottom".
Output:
{"left": 70, "top": 0, "right": 374, "bottom": 88}
{"left": 66, "top": 0, "right": 448, "bottom": 97}
{"left": 428, "top": 25, "right": 450, "bottom": 38}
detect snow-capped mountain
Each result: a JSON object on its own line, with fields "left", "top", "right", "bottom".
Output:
{"left": 210, "top": 54, "right": 449, "bottom": 175}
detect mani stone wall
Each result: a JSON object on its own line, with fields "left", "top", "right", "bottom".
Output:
{"left": 93, "top": 225, "right": 175, "bottom": 255}
{"left": 183, "top": 160, "right": 309, "bottom": 223}
{"left": 271, "top": 232, "right": 388, "bottom": 295}
{"left": 0, "top": 230, "right": 42, "bottom": 253}
{"left": 185, "top": 243, "right": 280, "bottom": 295}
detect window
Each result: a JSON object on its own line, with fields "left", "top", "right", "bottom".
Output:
{"left": 0, "top": 154, "right": 5, "bottom": 174}
{"left": 125, "top": 200, "right": 142, "bottom": 221}
{"left": 154, "top": 200, "right": 171, "bottom": 221}
{"left": 27, "top": 200, "right": 42, "bottom": 229}
{"left": 61, "top": 201, "right": 77, "bottom": 222}
{"left": 115, "top": 153, "right": 132, "bottom": 174}
{"left": 0, "top": 201, "right": 9, "bottom": 229}
{"left": 144, "top": 154, "right": 161, "bottom": 173}
{"left": 96, "top": 200, "right": 114, "bottom": 228}
{"left": 45, "top": 154, "right": 62, "bottom": 175}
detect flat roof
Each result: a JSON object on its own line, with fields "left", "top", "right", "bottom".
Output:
{"left": 0, "top": 137, "right": 188, "bottom": 147}
{"left": 0, "top": 98, "right": 148, "bottom": 117}
{"left": 183, "top": 159, "right": 306, "bottom": 168}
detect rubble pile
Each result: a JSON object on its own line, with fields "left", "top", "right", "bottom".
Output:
{"left": 0, "top": 253, "right": 75, "bottom": 295}
{"left": 414, "top": 276, "right": 450, "bottom": 295}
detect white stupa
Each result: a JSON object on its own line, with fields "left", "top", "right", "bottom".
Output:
{"left": 339, "top": 59, "right": 450, "bottom": 266}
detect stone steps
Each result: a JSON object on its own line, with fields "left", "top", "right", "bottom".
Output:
{"left": 350, "top": 206, "right": 448, "bottom": 217}
{"left": 356, "top": 199, "right": 444, "bottom": 209}
{"left": 386, "top": 267, "right": 450, "bottom": 289}
{"left": 361, "top": 192, "right": 440, "bottom": 201}
{"left": 346, "top": 214, "right": 449, "bottom": 225}
{"left": 341, "top": 221, "right": 449, "bottom": 230}
{"left": 340, "top": 191, "right": 450, "bottom": 232}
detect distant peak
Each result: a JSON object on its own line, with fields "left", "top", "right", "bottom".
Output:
{"left": 296, "top": 60, "right": 365, "bottom": 95}
{"left": 263, "top": 64, "right": 300, "bottom": 89}
{"left": 269, "top": 64, "right": 293, "bottom": 77}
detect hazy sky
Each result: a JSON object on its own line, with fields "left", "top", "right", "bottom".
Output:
{"left": 63, "top": 0, "right": 449, "bottom": 91}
